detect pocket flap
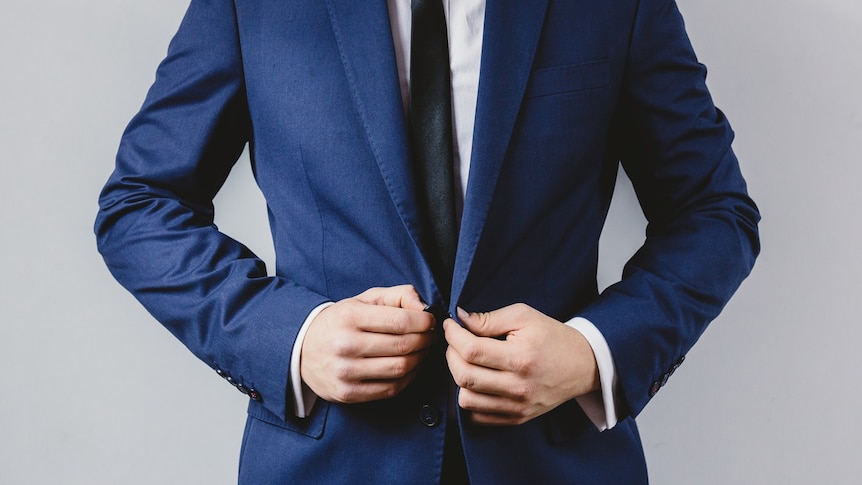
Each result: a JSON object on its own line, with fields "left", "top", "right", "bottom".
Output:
{"left": 247, "top": 399, "right": 329, "bottom": 439}
{"left": 526, "top": 59, "right": 610, "bottom": 98}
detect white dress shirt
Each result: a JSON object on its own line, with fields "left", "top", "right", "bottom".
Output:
{"left": 290, "top": 0, "right": 619, "bottom": 431}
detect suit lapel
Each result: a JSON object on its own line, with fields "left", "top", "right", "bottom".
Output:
{"left": 324, "top": 0, "right": 551, "bottom": 304}
{"left": 324, "top": 0, "right": 428, "bottom": 263}
{"left": 452, "top": 0, "right": 550, "bottom": 304}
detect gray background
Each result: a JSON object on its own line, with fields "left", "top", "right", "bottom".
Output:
{"left": 2, "top": 0, "right": 859, "bottom": 483}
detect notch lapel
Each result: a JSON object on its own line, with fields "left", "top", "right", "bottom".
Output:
{"left": 323, "top": 0, "right": 428, "bottom": 264}
{"left": 452, "top": 0, "right": 550, "bottom": 304}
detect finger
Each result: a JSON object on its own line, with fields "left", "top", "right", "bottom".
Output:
{"left": 457, "top": 388, "right": 525, "bottom": 416}
{"left": 467, "top": 411, "right": 528, "bottom": 427}
{"left": 344, "top": 331, "right": 435, "bottom": 358}
{"left": 356, "top": 285, "right": 427, "bottom": 311}
{"left": 443, "top": 319, "right": 516, "bottom": 372}
{"left": 330, "top": 372, "right": 418, "bottom": 403}
{"left": 352, "top": 303, "right": 436, "bottom": 334}
{"left": 336, "top": 352, "right": 427, "bottom": 381}
{"left": 457, "top": 305, "right": 527, "bottom": 339}
{"left": 446, "top": 345, "right": 522, "bottom": 398}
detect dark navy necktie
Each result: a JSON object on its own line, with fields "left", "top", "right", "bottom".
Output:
{"left": 409, "top": 0, "right": 457, "bottom": 297}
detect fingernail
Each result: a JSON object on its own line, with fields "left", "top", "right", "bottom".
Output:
{"left": 456, "top": 307, "right": 470, "bottom": 322}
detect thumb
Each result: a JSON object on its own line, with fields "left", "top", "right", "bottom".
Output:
{"left": 457, "top": 306, "right": 521, "bottom": 338}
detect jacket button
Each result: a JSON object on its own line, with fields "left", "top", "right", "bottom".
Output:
{"left": 423, "top": 305, "right": 449, "bottom": 326}
{"left": 225, "top": 376, "right": 237, "bottom": 386}
{"left": 215, "top": 368, "right": 227, "bottom": 378}
{"left": 236, "top": 383, "right": 249, "bottom": 395}
{"left": 419, "top": 405, "right": 440, "bottom": 427}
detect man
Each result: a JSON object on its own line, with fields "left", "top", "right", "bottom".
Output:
{"left": 95, "top": 0, "right": 760, "bottom": 483}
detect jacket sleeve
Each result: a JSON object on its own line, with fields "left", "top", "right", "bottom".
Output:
{"left": 577, "top": 0, "right": 761, "bottom": 418}
{"left": 94, "top": 0, "right": 329, "bottom": 420}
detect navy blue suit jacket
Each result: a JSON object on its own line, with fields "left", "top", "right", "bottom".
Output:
{"left": 96, "top": 0, "right": 760, "bottom": 482}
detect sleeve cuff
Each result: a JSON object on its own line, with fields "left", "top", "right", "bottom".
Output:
{"left": 566, "top": 316, "right": 619, "bottom": 431}
{"left": 290, "top": 301, "right": 334, "bottom": 418}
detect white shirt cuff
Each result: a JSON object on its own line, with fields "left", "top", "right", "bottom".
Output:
{"left": 290, "top": 302, "right": 334, "bottom": 418}
{"left": 566, "top": 316, "right": 619, "bottom": 431}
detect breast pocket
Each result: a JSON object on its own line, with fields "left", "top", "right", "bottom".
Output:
{"left": 525, "top": 59, "right": 610, "bottom": 98}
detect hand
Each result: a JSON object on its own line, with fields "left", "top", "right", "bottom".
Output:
{"left": 300, "top": 285, "right": 436, "bottom": 404}
{"left": 444, "top": 304, "right": 599, "bottom": 426}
